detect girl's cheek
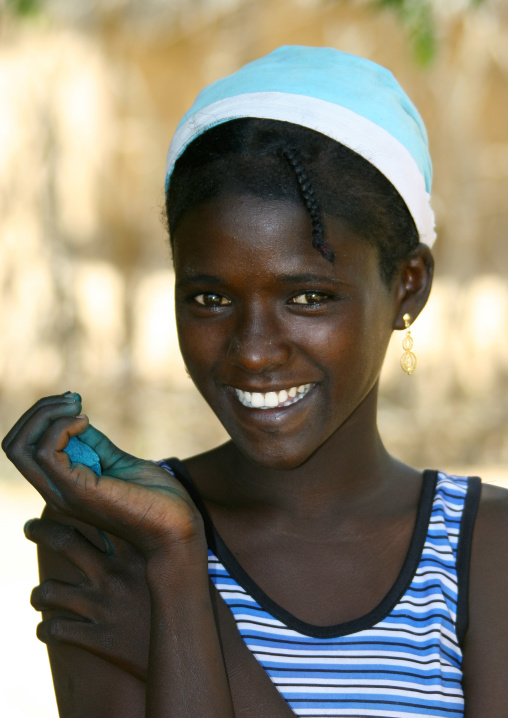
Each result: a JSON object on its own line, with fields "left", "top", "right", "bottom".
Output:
{"left": 178, "top": 329, "right": 219, "bottom": 374}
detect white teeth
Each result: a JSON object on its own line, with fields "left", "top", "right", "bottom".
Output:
{"left": 251, "top": 392, "right": 264, "bottom": 408}
{"left": 278, "top": 389, "right": 288, "bottom": 403}
{"left": 233, "top": 384, "right": 312, "bottom": 410}
{"left": 265, "top": 392, "right": 279, "bottom": 408}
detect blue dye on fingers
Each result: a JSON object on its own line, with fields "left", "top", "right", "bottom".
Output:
{"left": 45, "top": 477, "right": 63, "bottom": 498}
{"left": 63, "top": 436, "right": 102, "bottom": 475}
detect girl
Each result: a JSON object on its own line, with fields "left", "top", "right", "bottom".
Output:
{"left": 3, "top": 46, "right": 508, "bottom": 718}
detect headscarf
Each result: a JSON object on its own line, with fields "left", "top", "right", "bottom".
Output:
{"left": 165, "top": 45, "right": 435, "bottom": 247}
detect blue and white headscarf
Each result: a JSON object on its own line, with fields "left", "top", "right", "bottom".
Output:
{"left": 166, "top": 45, "right": 436, "bottom": 247}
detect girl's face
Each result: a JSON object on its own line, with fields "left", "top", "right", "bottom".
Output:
{"left": 173, "top": 193, "right": 400, "bottom": 470}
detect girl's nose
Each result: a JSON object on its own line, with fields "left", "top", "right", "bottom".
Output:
{"left": 226, "top": 312, "right": 290, "bottom": 374}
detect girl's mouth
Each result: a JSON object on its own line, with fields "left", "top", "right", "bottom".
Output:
{"left": 233, "top": 384, "right": 312, "bottom": 410}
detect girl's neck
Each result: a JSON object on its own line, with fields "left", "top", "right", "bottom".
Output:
{"left": 187, "top": 385, "right": 412, "bottom": 522}
{"left": 222, "top": 428, "right": 394, "bottom": 516}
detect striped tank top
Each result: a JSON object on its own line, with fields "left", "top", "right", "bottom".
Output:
{"left": 159, "top": 460, "right": 481, "bottom": 718}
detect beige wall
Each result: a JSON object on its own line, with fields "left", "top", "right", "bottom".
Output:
{"left": 1, "top": 4, "right": 508, "bottom": 715}
{"left": 1, "top": 0, "right": 508, "bottom": 475}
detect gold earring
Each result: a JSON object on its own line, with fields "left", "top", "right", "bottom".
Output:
{"left": 401, "top": 313, "right": 417, "bottom": 375}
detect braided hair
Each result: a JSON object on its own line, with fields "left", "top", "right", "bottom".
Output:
{"left": 166, "top": 118, "right": 419, "bottom": 285}
{"left": 281, "top": 147, "right": 334, "bottom": 262}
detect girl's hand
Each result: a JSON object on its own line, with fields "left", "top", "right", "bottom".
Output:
{"left": 28, "top": 517, "right": 298, "bottom": 718}
{"left": 26, "top": 515, "right": 150, "bottom": 682}
{"left": 2, "top": 394, "right": 206, "bottom": 560}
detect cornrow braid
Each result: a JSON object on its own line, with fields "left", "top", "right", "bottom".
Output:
{"left": 167, "top": 118, "right": 420, "bottom": 285}
{"left": 281, "top": 147, "right": 335, "bottom": 263}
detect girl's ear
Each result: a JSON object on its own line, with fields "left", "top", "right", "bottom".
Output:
{"left": 393, "top": 244, "right": 434, "bottom": 330}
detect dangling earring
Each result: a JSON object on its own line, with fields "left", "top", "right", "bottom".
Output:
{"left": 401, "top": 313, "right": 417, "bottom": 375}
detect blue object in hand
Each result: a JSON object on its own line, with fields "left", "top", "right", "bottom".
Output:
{"left": 63, "top": 436, "right": 102, "bottom": 475}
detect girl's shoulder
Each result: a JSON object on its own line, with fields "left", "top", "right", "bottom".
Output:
{"left": 473, "top": 479, "right": 508, "bottom": 549}
{"left": 461, "top": 479, "right": 508, "bottom": 711}
{"left": 432, "top": 471, "right": 508, "bottom": 549}
{"left": 433, "top": 469, "right": 508, "bottom": 518}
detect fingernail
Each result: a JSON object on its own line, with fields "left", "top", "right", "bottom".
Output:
{"left": 76, "top": 414, "right": 88, "bottom": 420}
{"left": 63, "top": 392, "right": 81, "bottom": 403}
{"left": 23, "top": 519, "right": 36, "bottom": 535}
{"left": 97, "top": 529, "right": 115, "bottom": 556}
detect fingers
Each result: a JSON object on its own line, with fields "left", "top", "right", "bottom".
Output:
{"left": 30, "top": 414, "right": 135, "bottom": 484}
{"left": 36, "top": 614, "right": 99, "bottom": 649}
{"left": 8, "top": 413, "right": 91, "bottom": 507}
{"left": 6, "top": 398, "right": 203, "bottom": 551}
{"left": 66, "top": 425, "right": 187, "bottom": 495}
{"left": 2, "top": 393, "right": 81, "bottom": 452}
{"left": 3, "top": 392, "right": 133, "bottom": 513}
{"left": 2, "top": 395, "right": 86, "bottom": 502}
{"left": 31, "top": 579, "right": 96, "bottom": 615}
{"left": 24, "top": 518, "right": 105, "bottom": 577}
{"left": 35, "top": 615, "right": 148, "bottom": 681}
{"left": 77, "top": 424, "right": 135, "bottom": 475}
{"left": 33, "top": 416, "right": 127, "bottom": 516}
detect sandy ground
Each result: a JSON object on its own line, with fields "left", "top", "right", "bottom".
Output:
{"left": 2, "top": 468, "right": 507, "bottom": 717}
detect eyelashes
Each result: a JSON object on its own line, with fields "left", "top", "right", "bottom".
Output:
{"left": 191, "top": 290, "right": 336, "bottom": 310}
{"left": 194, "top": 293, "right": 232, "bottom": 307}
{"left": 289, "top": 291, "right": 332, "bottom": 306}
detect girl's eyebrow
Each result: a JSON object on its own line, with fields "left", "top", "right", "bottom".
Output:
{"left": 176, "top": 272, "right": 347, "bottom": 287}
{"left": 176, "top": 273, "right": 223, "bottom": 287}
{"left": 279, "top": 273, "right": 343, "bottom": 285}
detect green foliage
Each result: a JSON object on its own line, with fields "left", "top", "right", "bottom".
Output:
{"left": 6, "top": 0, "right": 43, "bottom": 17}
{"left": 370, "top": 0, "right": 488, "bottom": 65}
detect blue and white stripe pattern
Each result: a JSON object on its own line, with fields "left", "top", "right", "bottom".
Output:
{"left": 158, "top": 461, "right": 471, "bottom": 717}
{"left": 209, "top": 472, "right": 467, "bottom": 717}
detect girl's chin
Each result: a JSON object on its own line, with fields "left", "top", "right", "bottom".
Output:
{"left": 226, "top": 432, "right": 325, "bottom": 471}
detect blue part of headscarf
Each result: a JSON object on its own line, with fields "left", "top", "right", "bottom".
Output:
{"left": 175, "top": 46, "right": 432, "bottom": 193}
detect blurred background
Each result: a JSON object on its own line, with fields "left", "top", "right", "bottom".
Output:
{"left": 1, "top": 0, "right": 507, "bottom": 715}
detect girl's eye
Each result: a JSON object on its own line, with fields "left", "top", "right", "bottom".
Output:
{"left": 290, "top": 291, "right": 331, "bottom": 305}
{"left": 194, "top": 293, "right": 231, "bottom": 307}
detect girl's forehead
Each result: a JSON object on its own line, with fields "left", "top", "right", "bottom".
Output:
{"left": 176, "top": 192, "right": 307, "bottom": 230}
{"left": 172, "top": 193, "right": 380, "bottom": 284}
{"left": 174, "top": 194, "right": 317, "bottom": 262}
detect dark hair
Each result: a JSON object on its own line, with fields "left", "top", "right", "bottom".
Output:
{"left": 165, "top": 118, "right": 419, "bottom": 285}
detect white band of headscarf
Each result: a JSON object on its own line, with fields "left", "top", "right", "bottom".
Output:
{"left": 166, "top": 92, "right": 436, "bottom": 247}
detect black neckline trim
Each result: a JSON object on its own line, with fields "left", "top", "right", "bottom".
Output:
{"left": 455, "top": 476, "right": 481, "bottom": 647}
{"left": 167, "top": 458, "right": 438, "bottom": 639}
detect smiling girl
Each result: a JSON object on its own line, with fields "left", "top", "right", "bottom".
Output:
{"left": 3, "top": 46, "right": 508, "bottom": 718}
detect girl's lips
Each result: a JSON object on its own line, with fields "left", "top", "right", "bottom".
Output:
{"left": 232, "top": 383, "right": 313, "bottom": 410}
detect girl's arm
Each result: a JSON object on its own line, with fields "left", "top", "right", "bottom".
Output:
{"left": 30, "top": 510, "right": 296, "bottom": 717}
{"left": 143, "top": 539, "right": 233, "bottom": 717}
{"left": 44, "top": 640, "right": 146, "bottom": 718}
{"left": 35, "top": 508, "right": 233, "bottom": 718}
{"left": 34, "top": 507, "right": 148, "bottom": 717}
{"left": 2, "top": 395, "right": 234, "bottom": 718}
{"left": 461, "top": 483, "right": 508, "bottom": 717}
